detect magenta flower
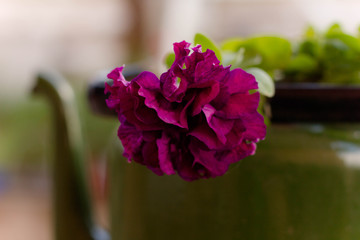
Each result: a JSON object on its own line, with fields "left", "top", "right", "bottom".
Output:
{"left": 105, "top": 41, "right": 266, "bottom": 181}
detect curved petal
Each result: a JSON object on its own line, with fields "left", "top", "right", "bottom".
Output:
{"left": 217, "top": 92, "right": 260, "bottom": 119}
{"left": 107, "top": 66, "right": 128, "bottom": 86}
{"left": 189, "top": 123, "right": 224, "bottom": 150}
{"left": 191, "top": 83, "right": 220, "bottom": 116}
{"left": 189, "top": 139, "right": 229, "bottom": 178}
{"left": 202, "top": 104, "right": 234, "bottom": 144}
{"left": 142, "top": 140, "right": 163, "bottom": 176}
{"left": 117, "top": 119, "right": 143, "bottom": 162}
{"left": 224, "top": 119, "right": 246, "bottom": 147}
{"left": 223, "top": 141, "right": 257, "bottom": 164}
{"left": 156, "top": 133, "right": 176, "bottom": 175}
{"left": 135, "top": 71, "right": 161, "bottom": 91}
{"left": 241, "top": 112, "right": 267, "bottom": 142}
{"left": 173, "top": 41, "right": 191, "bottom": 63}
{"left": 225, "top": 68, "right": 258, "bottom": 94}
{"left": 175, "top": 155, "right": 199, "bottom": 181}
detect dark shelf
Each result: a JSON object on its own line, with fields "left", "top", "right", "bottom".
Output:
{"left": 270, "top": 83, "right": 360, "bottom": 123}
{"left": 88, "top": 81, "right": 360, "bottom": 123}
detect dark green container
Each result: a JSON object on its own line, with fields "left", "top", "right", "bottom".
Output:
{"left": 109, "top": 124, "right": 360, "bottom": 240}
{"left": 35, "top": 73, "right": 360, "bottom": 240}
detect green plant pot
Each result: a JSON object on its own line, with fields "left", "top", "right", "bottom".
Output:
{"left": 108, "top": 123, "right": 360, "bottom": 240}
{"left": 34, "top": 73, "right": 360, "bottom": 240}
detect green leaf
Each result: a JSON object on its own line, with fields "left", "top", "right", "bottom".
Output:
{"left": 194, "top": 33, "right": 222, "bottom": 62}
{"left": 326, "top": 33, "right": 360, "bottom": 52}
{"left": 286, "top": 54, "right": 318, "bottom": 73}
{"left": 298, "top": 40, "right": 321, "bottom": 58}
{"left": 323, "top": 38, "right": 360, "bottom": 67}
{"left": 304, "top": 25, "right": 316, "bottom": 39}
{"left": 221, "top": 38, "right": 243, "bottom": 51}
{"left": 164, "top": 53, "right": 175, "bottom": 68}
{"left": 326, "top": 23, "right": 343, "bottom": 36}
{"left": 258, "top": 95, "right": 271, "bottom": 126}
{"left": 324, "top": 23, "right": 360, "bottom": 52}
{"left": 246, "top": 67, "right": 275, "bottom": 97}
{"left": 222, "top": 48, "right": 245, "bottom": 68}
{"left": 283, "top": 23, "right": 360, "bottom": 84}
{"left": 237, "top": 36, "right": 292, "bottom": 70}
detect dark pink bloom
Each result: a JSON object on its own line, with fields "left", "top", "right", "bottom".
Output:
{"left": 105, "top": 41, "right": 266, "bottom": 181}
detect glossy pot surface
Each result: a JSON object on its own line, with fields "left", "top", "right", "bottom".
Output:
{"left": 109, "top": 124, "right": 360, "bottom": 240}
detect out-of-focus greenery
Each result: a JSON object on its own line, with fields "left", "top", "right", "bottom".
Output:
{"left": 221, "top": 36, "right": 292, "bottom": 76}
{"left": 179, "top": 23, "right": 360, "bottom": 86}
{"left": 221, "top": 24, "right": 360, "bottom": 84}
{"left": 221, "top": 23, "right": 360, "bottom": 84}
{"left": 284, "top": 23, "right": 360, "bottom": 84}
{"left": 0, "top": 80, "right": 117, "bottom": 169}
{"left": 0, "top": 99, "right": 51, "bottom": 169}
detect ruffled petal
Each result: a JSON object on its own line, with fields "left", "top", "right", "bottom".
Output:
{"left": 189, "top": 123, "right": 224, "bottom": 150}
{"left": 223, "top": 119, "right": 246, "bottom": 148}
{"left": 117, "top": 118, "right": 143, "bottom": 162}
{"left": 156, "top": 133, "right": 176, "bottom": 175}
{"left": 217, "top": 92, "right": 260, "bottom": 119}
{"left": 241, "top": 112, "right": 267, "bottom": 142}
{"left": 202, "top": 104, "right": 234, "bottom": 144}
{"left": 173, "top": 41, "right": 191, "bottom": 63}
{"left": 142, "top": 140, "right": 163, "bottom": 176}
{"left": 135, "top": 71, "right": 161, "bottom": 91}
{"left": 191, "top": 82, "right": 220, "bottom": 116}
{"left": 188, "top": 138, "right": 229, "bottom": 178}
{"left": 223, "top": 141, "right": 257, "bottom": 164}
{"left": 107, "top": 66, "right": 128, "bottom": 86}
{"left": 106, "top": 40, "right": 267, "bottom": 182}
{"left": 224, "top": 68, "right": 258, "bottom": 94}
{"left": 175, "top": 155, "right": 199, "bottom": 181}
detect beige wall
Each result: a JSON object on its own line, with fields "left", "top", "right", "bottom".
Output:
{"left": 0, "top": 0, "right": 132, "bottom": 99}
{"left": 2, "top": 0, "right": 360, "bottom": 99}
{"left": 150, "top": 0, "right": 360, "bottom": 73}
{"left": 200, "top": 0, "right": 360, "bottom": 40}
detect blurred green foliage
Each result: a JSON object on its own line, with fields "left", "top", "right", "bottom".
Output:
{"left": 284, "top": 23, "right": 360, "bottom": 84}
{"left": 0, "top": 99, "right": 50, "bottom": 169}
{"left": 221, "top": 36, "right": 292, "bottom": 74}
{"left": 0, "top": 80, "right": 117, "bottom": 169}
{"left": 220, "top": 23, "right": 360, "bottom": 85}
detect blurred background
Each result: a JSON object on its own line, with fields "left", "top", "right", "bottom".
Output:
{"left": 2, "top": 0, "right": 360, "bottom": 239}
